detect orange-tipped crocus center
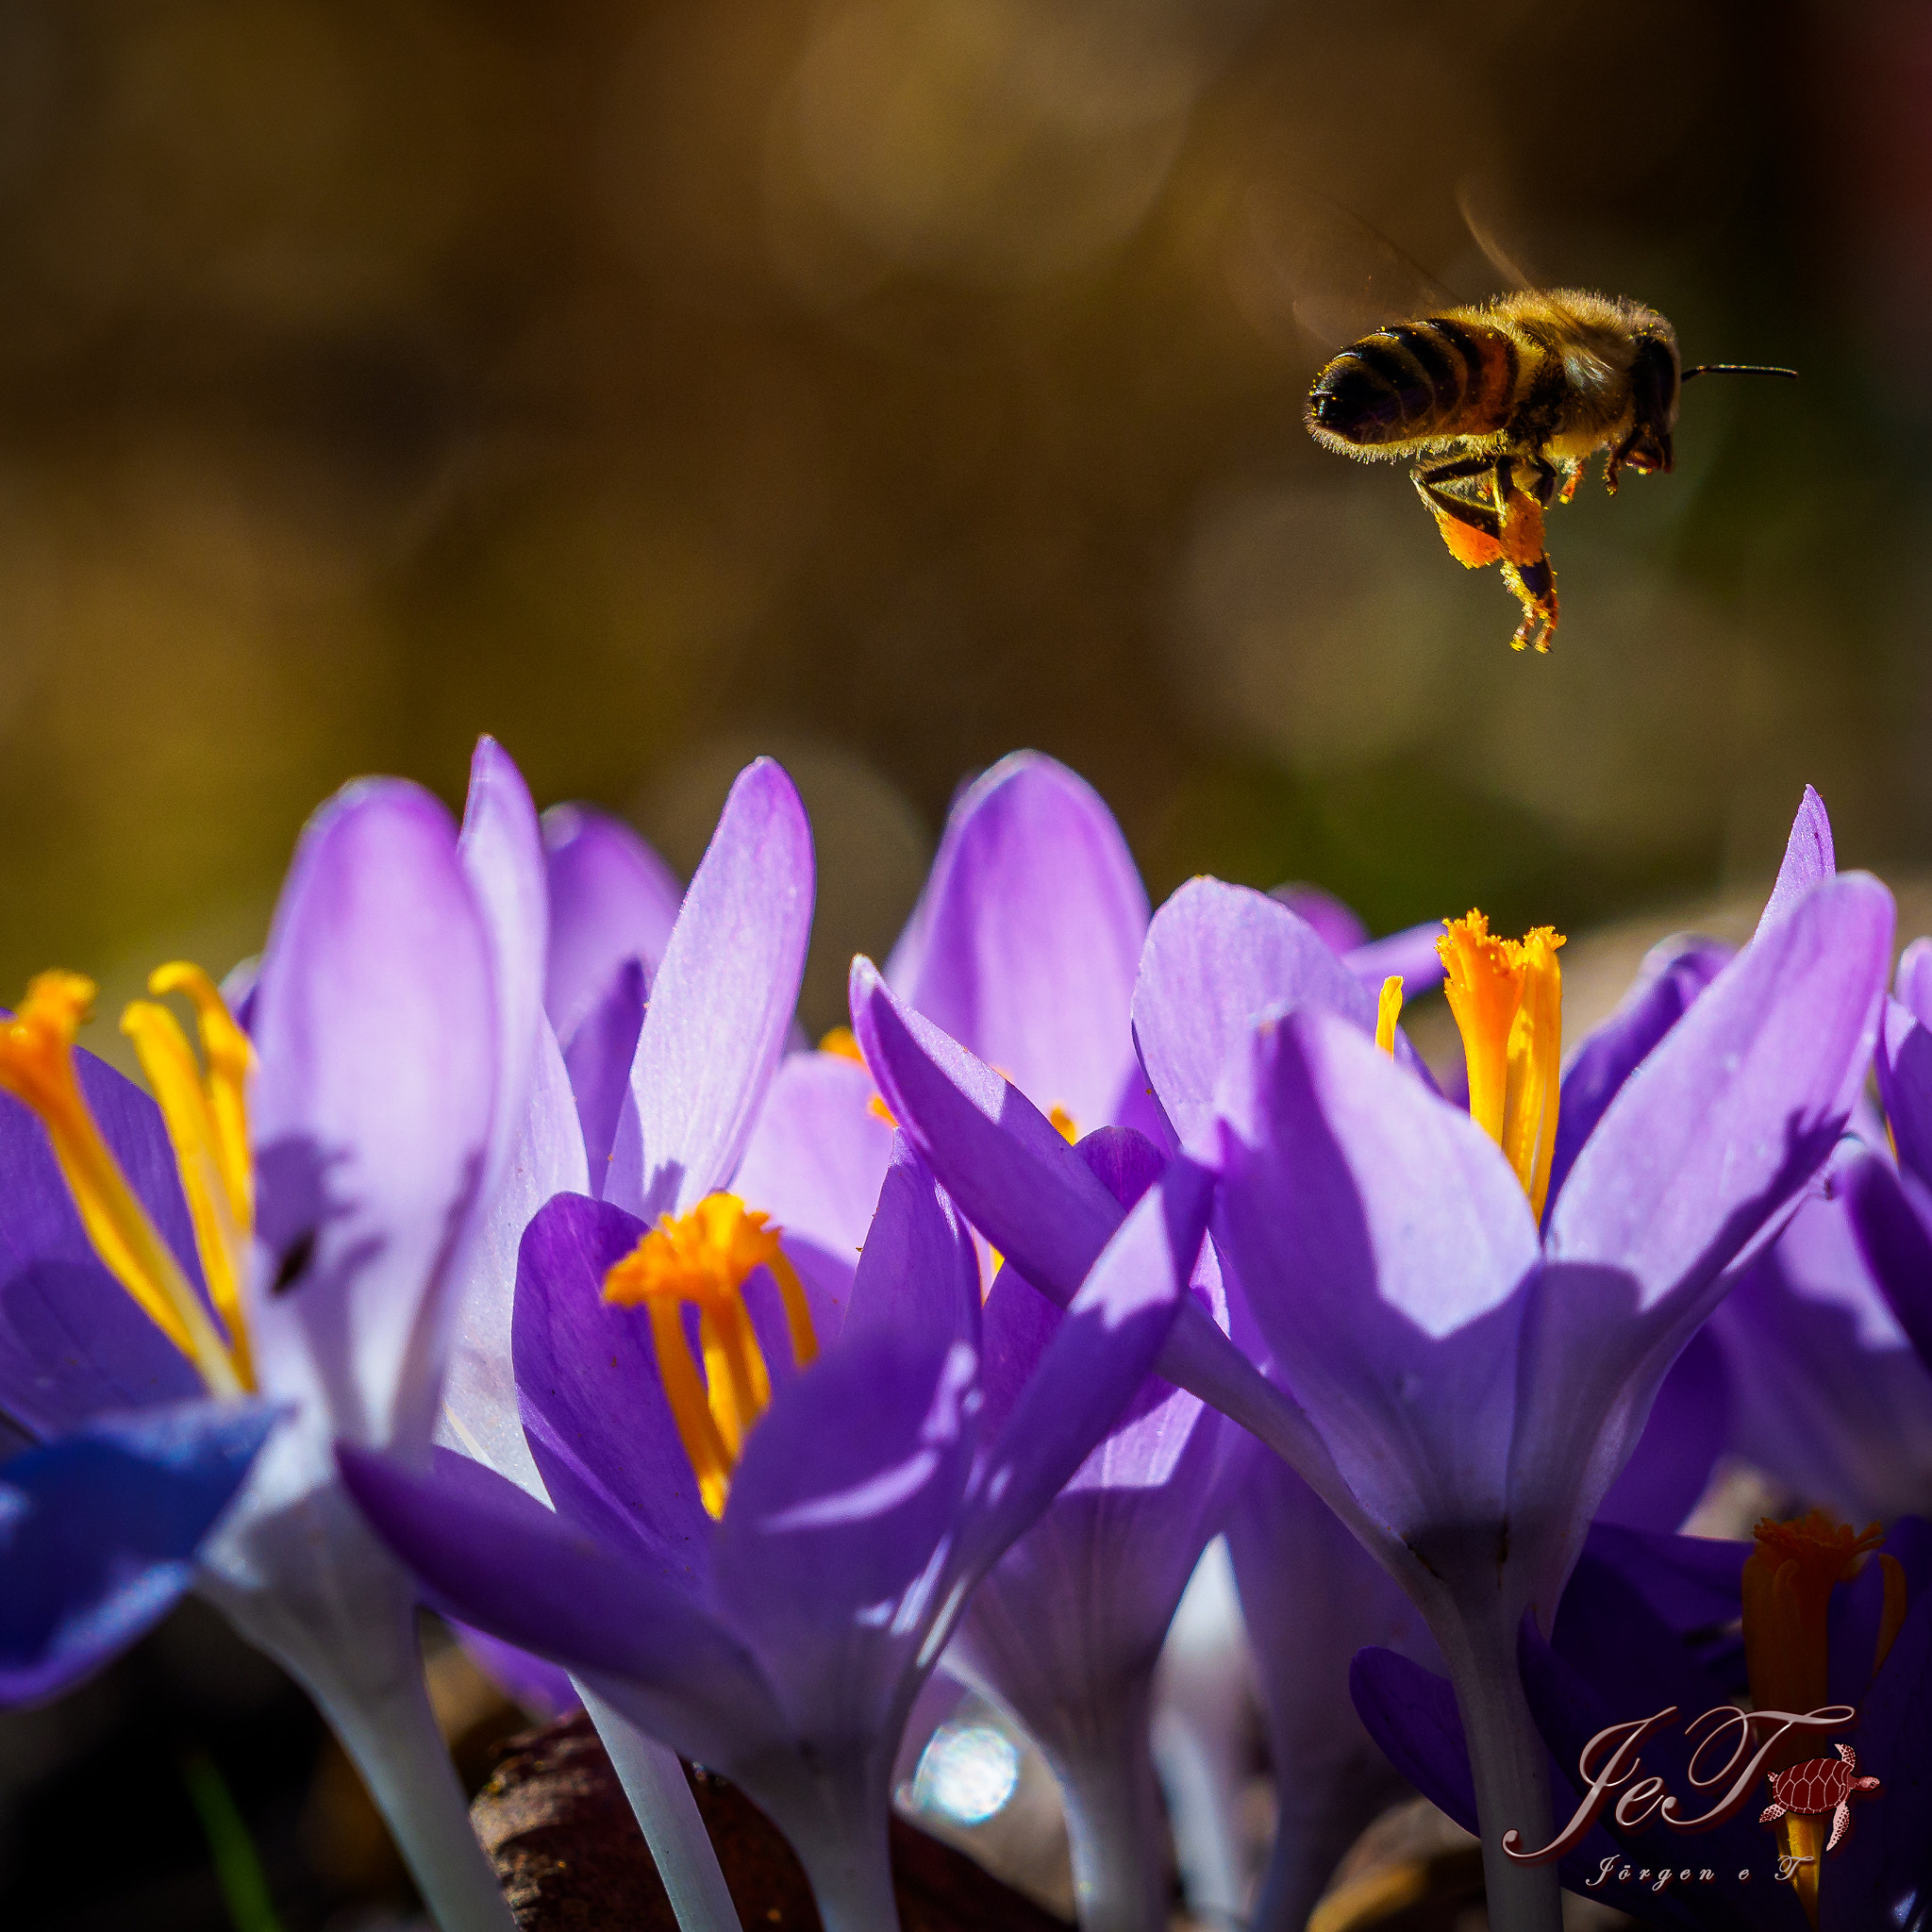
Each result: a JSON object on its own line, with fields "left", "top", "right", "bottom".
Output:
{"left": 1742, "top": 1511, "right": 1894, "bottom": 1925}
{"left": 0, "top": 966, "right": 255, "bottom": 1395}
{"left": 1437, "top": 912, "right": 1564, "bottom": 1217}
{"left": 602, "top": 1192, "right": 817, "bottom": 1519}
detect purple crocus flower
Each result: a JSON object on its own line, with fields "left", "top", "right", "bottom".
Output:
{"left": 0, "top": 765, "right": 520, "bottom": 1932}
{"left": 848, "top": 791, "right": 1891, "bottom": 1932}
{"left": 0, "top": 1401, "right": 278, "bottom": 1706}
{"left": 432, "top": 751, "right": 810, "bottom": 1932}
{"left": 341, "top": 1137, "right": 1213, "bottom": 1932}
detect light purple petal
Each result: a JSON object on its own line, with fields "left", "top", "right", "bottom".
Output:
{"left": 0, "top": 1053, "right": 205, "bottom": 1437}
{"left": 1343, "top": 921, "right": 1450, "bottom": 999}
{"left": 608, "top": 759, "right": 814, "bottom": 1224}
{"left": 439, "top": 1014, "right": 588, "bottom": 1496}
{"left": 458, "top": 737, "right": 549, "bottom": 1204}
{"left": 561, "top": 960, "right": 646, "bottom": 1201}
{"left": 1268, "top": 885, "right": 1366, "bottom": 956}
{"left": 449, "top": 1620, "right": 582, "bottom": 1720}
{"left": 246, "top": 780, "right": 498, "bottom": 1456}
{"left": 1591, "top": 1328, "right": 1729, "bottom": 1531}
{"left": 1548, "top": 873, "right": 1891, "bottom": 1311}
{"left": 1752, "top": 783, "right": 1835, "bottom": 939}
{"left": 1875, "top": 993, "right": 1932, "bottom": 1192}
{"left": 1547, "top": 935, "right": 1731, "bottom": 1215}
{"left": 1718, "top": 1168, "right": 1932, "bottom": 1517}
{"left": 541, "top": 803, "right": 683, "bottom": 1042}
{"left": 1133, "top": 879, "right": 1381, "bottom": 1152}
{"left": 890, "top": 752, "right": 1149, "bottom": 1137}
{"left": 1212, "top": 1006, "right": 1534, "bottom": 1548}
{"left": 840, "top": 1140, "right": 980, "bottom": 1356}
{"left": 732, "top": 1053, "right": 896, "bottom": 1334}
{"left": 511, "top": 1193, "right": 715, "bottom": 1574}
{"left": 1896, "top": 935, "right": 1932, "bottom": 1031}
{"left": 851, "top": 957, "right": 1124, "bottom": 1308}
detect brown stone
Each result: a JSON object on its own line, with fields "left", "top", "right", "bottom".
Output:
{"left": 472, "top": 1710, "right": 1074, "bottom": 1932}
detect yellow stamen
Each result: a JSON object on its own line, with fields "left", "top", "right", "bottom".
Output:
{"left": 1048, "top": 1105, "right": 1077, "bottom": 1144}
{"left": 603, "top": 1192, "right": 816, "bottom": 1518}
{"left": 819, "top": 1025, "right": 864, "bottom": 1063}
{"left": 1375, "top": 975, "right": 1404, "bottom": 1056}
{"left": 1437, "top": 912, "right": 1565, "bottom": 1216}
{"left": 0, "top": 973, "right": 244, "bottom": 1396}
{"left": 1741, "top": 1511, "right": 1885, "bottom": 1926}
{"left": 122, "top": 966, "right": 257, "bottom": 1388}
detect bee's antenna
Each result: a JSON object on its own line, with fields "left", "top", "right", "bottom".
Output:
{"left": 1679, "top": 363, "right": 1799, "bottom": 382}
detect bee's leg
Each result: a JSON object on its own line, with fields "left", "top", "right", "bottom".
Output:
{"left": 1604, "top": 429, "right": 1641, "bottom": 495}
{"left": 1412, "top": 459, "right": 1505, "bottom": 568}
{"left": 1501, "top": 552, "right": 1559, "bottom": 653}
{"left": 1557, "top": 459, "right": 1583, "bottom": 505}
{"left": 1528, "top": 457, "right": 1560, "bottom": 507}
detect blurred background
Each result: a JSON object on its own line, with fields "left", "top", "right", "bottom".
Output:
{"left": 1, "top": 0, "right": 1925, "bottom": 1922}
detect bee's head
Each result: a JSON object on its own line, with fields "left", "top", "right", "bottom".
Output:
{"left": 1625, "top": 322, "right": 1680, "bottom": 475}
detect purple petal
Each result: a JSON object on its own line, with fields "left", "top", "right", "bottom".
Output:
{"left": 890, "top": 752, "right": 1149, "bottom": 1137}
{"left": 1548, "top": 872, "right": 1891, "bottom": 1310}
{"left": 1133, "top": 879, "right": 1378, "bottom": 1152}
{"left": 1896, "top": 934, "right": 1932, "bottom": 1031}
{"left": 1875, "top": 993, "right": 1932, "bottom": 1192}
{"left": 449, "top": 1620, "right": 582, "bottom": 1720}
{"left": 1213, "top": 1005, "right": 1535, "bottom": 1544}
{"left": 1348, "top": 1647, "right": 1479, "bottom": 1837}
{"left": 561, "top": 960, "right": 646, "bottom": 1200}
{"left": 1753, "top": 782, "right": 1835, "bottom": 939}
{"left": 1575, "top": 1520, "right": 1749, "bottom": 1632}
{"left": 608, "top": 759, "right": 813, "bottom": 1224}
{"left": 1268, "top": 884, "right": 1366, "bottom": 956}
{"left": 541, "top": 803, "right": 683, "bottom": 1042}
{"left": 1546, "top": 935, "right": 1731, "bottom": 1216}
{"left": 851, "top": 957, "right": 1124, "bottom": 1310}
{"left": 1843, "top": 1151, "right": 1932, "bottom": 1378}
{"left": 841, "top": 1140, "right": 980, "bottom": 1355}
{"left": 1342, "top": 921, "right": 1450, "bottom": 999}
{"left": 338, "top": 1443, "right": 771, "bottom": 1748}
{"left": 0, "top": 1052, "right": 205, "bottom": 1437}
{"left": 458, "top": 737, "right": 549, "bottom": 1203}
{"left": 440, "top": 1015, "right": 588, "bottom": 1495}
{"left": 246, "top": 780, "right": 497, "bottom": 1456}
{"left": 1591, "top": 1327, "right": 1729, "bottom": 1531}
{"left": 511, "top": 1193, "right": 715, "bottom": 1571}
{"left": 711, "top": 1325, "right": 979, "bottom": 1740}
{"left": 733, "top": 1053, "right": 896, "bottom": 1333}
{"left": 1719, "top": 1168, "right": 1932, "bottom": 1517}
{"left": 956, "top": 1154, "right": 1208, "bottom": 1577}
{"left": 0, "top": 1401, "right": 279, "bottom": 1706}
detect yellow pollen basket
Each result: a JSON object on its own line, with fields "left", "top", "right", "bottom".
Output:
{"left": 0, "top": 967, "right": 255, "bottom": 1396}
{"left": 1741, "top": 1511, "right": 1901, "bottom": 1927}
{"left": 603, "top": 1192, "right": 817, "bottom": 1519}
{"left": 1437, "top": 913, "right": 1564, "bottom": 1218}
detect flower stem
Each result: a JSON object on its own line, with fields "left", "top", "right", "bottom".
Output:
{"left": 790, "top": 1802, "right": 900, "bottom": 1932}
{"left": 575, "top": 1688, "right": 743, "bottom": 1932}
{"left": 1434, "top": 1608, "right": 1562, "bottom": 1932}
{"left": 1043, "top": 1680, "right": 1169, "bottom": 1932}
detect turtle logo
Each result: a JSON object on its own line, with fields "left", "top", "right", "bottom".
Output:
{"left": 1759, "top": 1743, "right": 1881, "bottom": 1853}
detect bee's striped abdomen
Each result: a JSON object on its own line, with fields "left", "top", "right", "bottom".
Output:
{"left": 1307, "top": 317, "right": 1518, "bottom": 449}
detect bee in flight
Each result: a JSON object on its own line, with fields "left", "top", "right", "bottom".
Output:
{"left": 1302, "top": 280, "right": 1793, "bottom": 653}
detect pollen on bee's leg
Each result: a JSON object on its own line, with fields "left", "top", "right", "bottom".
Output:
{"left": 1428, "top": 505, "right": 1504, "bottom": 569}
{"left": 1497, "top": 489, "right": 1546, "bottom": 568}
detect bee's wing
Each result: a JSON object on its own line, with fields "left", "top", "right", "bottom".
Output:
{"left": 1231, "top": 183, "right": 1460, "bottom": 355}
{"left": 1454, "top": 176, "right": 1541, "bottom": 294}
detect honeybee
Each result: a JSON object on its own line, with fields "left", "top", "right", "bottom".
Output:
{"left": 1271, "top": 196, "right": 1794, "bottom": 653}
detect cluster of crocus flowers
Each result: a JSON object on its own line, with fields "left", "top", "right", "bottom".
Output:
{"left": 7, "top": 741, "right": 1924, "bottom": 1932}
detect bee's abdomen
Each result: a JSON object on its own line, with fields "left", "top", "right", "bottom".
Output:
{"left": 1307, "top": 318, "right": 1517, "bottom": 447}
